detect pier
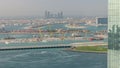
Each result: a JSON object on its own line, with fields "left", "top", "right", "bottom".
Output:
{"left": 0, "top": 44, "right": 71, "bottom": 51}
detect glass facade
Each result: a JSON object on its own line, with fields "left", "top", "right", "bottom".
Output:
{"left": 108, "top": 0, "right": 120, "bottom": 68}
{"left": 97, "top": 18, "right": 108, "bottom": 24}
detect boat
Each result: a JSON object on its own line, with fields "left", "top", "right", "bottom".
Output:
{"left": 71, "top": 33, "right": 82, "bottom": 37}
{"left": 4, "top": 41, "right": 10, "bottom": 44}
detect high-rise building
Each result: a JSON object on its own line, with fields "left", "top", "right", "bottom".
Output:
{"left": 96, "top": 18, "right": 108, "bottom": 24}
{"left": 108, "top": 0, "right": 120, "bottom": 68}
{"left": 45, "top": 11, "right": 50, "bottom": 19}
{"left": 45, "top": 11, "right": 48, "bottom": 18}
{"left": 58, "top": 11, "right": 63, "bottom": 19}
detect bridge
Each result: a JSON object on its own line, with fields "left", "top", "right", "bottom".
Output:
{"left": 0, "top": 44, "right": 71, "bottom": 51}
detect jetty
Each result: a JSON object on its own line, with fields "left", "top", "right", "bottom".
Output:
{"left": 0, "top": 44, "right": 71, "bottom": 51}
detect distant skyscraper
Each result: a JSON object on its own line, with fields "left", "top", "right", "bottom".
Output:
{"left": 108, "top": 0, "right": 120, "bottom": 68}
{"left": 45, "top": 11, "right": 50, "bottom": 19}
{"left": 58, "top": 11, "right": 63, "bottom": 19}
{"left": 47, "top": 11, "right": 50, "bottom": 18}
{"left": 60, "top": 11, "right": 63, "bottom": 18}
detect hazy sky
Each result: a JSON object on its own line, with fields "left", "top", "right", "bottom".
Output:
{"left": 0, "top": 0, "right": 107, "bottom": 17}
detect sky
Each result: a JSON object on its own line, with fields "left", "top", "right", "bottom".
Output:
{"left": 0, "top": 0, "right": 107, "bottom": 17}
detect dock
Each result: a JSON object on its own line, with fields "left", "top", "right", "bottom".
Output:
{"left": 0, "top": 45, "right": 71, "bottom": 51}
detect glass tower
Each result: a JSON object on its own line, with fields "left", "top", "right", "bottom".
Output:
{"left": 108, "top": 0, "right": 120, "bottom": 68}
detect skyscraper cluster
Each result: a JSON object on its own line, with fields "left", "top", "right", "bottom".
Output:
{"left": 45, "top": 11, "right": 63, "bottom": 19}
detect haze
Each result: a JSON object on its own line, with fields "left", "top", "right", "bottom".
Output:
{"left": 0, "top": 0, "right": 107, "bottom": 17}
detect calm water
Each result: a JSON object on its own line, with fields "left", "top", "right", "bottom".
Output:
{"left": 0, "top": 49, "right": 107, "bottom": 68}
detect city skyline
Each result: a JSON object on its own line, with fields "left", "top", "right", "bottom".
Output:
{"left": 45, "top": 11, "right": 63, "bottom": 19}
{"left": 0, "top": 0, "right": 107, "bottom": 17}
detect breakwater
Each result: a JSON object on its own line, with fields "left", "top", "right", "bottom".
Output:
{"left": 0, "top": 45, "right": 71, "bottom": 51}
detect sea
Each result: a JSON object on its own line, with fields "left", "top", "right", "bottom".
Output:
{"left": 0, "top": 49, "right": 107, "bottom": 68}
{"left": 0, "top": 23, "right": 107, "bottom": 68}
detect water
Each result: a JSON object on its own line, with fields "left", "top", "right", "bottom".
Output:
{"left": 0, "top": 49, "right": 107, "bottom": 68}
{"left": 0, "top": 23, "right": 107, "bottom": 68}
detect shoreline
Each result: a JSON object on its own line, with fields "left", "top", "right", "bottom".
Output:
{"left": 66, "top": 45, "right": 107, "bottom": 54}
{"left": 66, "top": 48, "right": 107, "bottom": 54}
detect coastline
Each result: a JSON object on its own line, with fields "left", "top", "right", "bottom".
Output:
{"left": 66, "top": 45, "right": 107, "bottom": 54}
{"left": 66, "top": 48, "right": 107, "bottom": 54}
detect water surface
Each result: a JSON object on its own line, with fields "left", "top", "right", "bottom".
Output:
{"left": 0, "top": 49, "right": 107, "bottom": 68}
